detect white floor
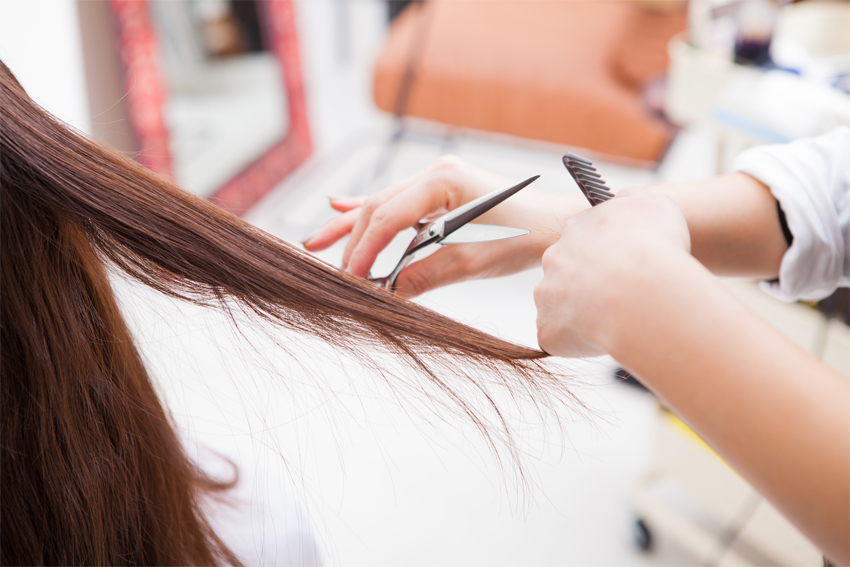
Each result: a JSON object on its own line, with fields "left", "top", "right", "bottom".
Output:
{"left": 117, "top": 2, "right": 846, "bottom": 565}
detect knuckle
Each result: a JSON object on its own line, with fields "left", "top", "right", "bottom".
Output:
{"left": 533, "top": 282, "right": 545, "bottom": 305}
{"left": 361, "top": 197, "right": 381, "bottom": 217}
{"left": 540, "top": 247, "right": 554, "bottom": 271}
{"left": 369, "top": 205, "right": 394, "bottom": 232}
{"left": 432, "top": 154, "right": 465, "bottom": 174}
{"left": 536, "top": 325, "right": 550, "bottom": 352}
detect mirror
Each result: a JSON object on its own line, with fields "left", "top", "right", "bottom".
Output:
{"left": 110, "top": 0, "right": 310, "bottom": 213}
{"left": 151, "top": 0, "right": 288, "bottom": 197}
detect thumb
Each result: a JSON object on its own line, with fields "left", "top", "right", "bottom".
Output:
{"left": 614, "top": 186, "right": 651, "bottom": 198}
{"left": 393, "top": 246, "right": 468, "bottom": 298}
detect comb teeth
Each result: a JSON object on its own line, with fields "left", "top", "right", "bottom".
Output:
{"left": 562, "top": 152, "right": 615, "bottom": 206}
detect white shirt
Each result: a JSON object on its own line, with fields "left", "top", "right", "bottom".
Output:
{"left": 186, "top": 440, "right": 323, "bottom": 566}
{"left": 734, "top": 126, "right": 850, "bottom": 302}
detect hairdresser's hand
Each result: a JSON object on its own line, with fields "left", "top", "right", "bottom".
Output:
{"left": 304, "top": 156, "right": 587, "bottom": 298}
{"left": 534, "top": 188, "right": 692, "bottom": 357}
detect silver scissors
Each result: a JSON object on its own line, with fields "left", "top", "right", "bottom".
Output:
{"left": 368, "top": 175, "right": 540, "bottom": 290}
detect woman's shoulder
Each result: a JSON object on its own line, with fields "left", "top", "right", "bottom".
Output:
{"left": 187, "top": 438, "right": 324, "bottom": 567}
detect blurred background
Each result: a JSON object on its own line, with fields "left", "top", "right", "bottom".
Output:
{"left": 1, "top": 0, "right": 848, "bottom": 565}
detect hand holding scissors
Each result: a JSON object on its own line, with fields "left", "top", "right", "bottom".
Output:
{"left": 305, "top": 156, "right": 587, "bottom": 297}
{"left": 367, "top": 175, "right": 539, "bottom": 290}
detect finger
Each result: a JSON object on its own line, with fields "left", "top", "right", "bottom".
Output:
{"left": 328, "top": 195, "right": 365, "bottom": 213}
{"left": 393, "top": 246, "right": 467, "bottom": 298}
{"left": 346, "top": 177, "right": 451, "bottom": 277}
{"left": 342, "top": 174, "right": 424, "bottom": 270}
{"left": 302, "top": 208, "right": 360, "bottom": 251}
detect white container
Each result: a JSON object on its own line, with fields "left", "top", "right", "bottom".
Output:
{"left": 665, "top": 32, "right": 755, "bottom": 126}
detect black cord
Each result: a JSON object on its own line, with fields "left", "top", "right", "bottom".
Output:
{"left": 391, "top": 0, "right": 433, "bottom": 119}
{"left": 361, "top": 0, "right": 434, "bottom": 191}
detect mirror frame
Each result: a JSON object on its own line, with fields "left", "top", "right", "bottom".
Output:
{"left": 109, "top": 0, "right": 311, "bottom": 214}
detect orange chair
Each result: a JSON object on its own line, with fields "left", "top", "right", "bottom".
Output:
{"left": 374, "top": 1, "right": 686, "bottom": 163}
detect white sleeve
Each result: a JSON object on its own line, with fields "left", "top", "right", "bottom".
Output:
{"left": 733, "top": 126, "right": 850, "bottom": 302}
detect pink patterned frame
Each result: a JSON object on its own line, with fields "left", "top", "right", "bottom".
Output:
{"left": 110, "top": 0, "right": 311, "bottom": 215}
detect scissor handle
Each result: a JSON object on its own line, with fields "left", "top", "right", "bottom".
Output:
{"left": 367, "top": 228, "right": 440, "bottom": 290}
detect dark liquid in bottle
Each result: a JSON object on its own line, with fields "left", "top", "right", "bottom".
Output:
{"left": 734, "top": 38, "right": 772, "bottom": 67}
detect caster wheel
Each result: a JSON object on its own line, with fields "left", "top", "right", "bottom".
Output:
{"left": 633, "top": 517, "right": 652, "bottom": 551}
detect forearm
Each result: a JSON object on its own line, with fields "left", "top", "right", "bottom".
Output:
{"left": 556, "top": 173, "right": 787, "bottom": 278}
{"left": 602, "top": 251, "right": 849, "bottom": 563}
{"left": 649, "top": 173, "right": 789, "bottom": 279}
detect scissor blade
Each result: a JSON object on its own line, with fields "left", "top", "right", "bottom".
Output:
{"left": 439, "top": 223, "right": 529, "bottom": 244}
{"left": 442, "top": 175, "right": 540, "bottom": 237}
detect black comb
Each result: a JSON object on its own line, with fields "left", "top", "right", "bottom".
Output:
{"left": 562, "top": 152, "right": 615, "bottom": 206}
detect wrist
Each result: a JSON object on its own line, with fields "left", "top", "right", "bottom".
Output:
{"left": 562, "top": 191, "right": 591, "bottom": 220}
{"left": 529, "top": 193, "right": 589, "bottom": 259}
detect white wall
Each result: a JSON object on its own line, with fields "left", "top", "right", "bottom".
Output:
{"left": 0, "top": 0, "right": 91, "bottom": 133}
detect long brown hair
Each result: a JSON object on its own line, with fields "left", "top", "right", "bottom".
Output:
{"left": 0, "top": 60, "right": 577, "bottom": 565}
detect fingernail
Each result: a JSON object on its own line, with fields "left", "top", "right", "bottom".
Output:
{"left": 327, "top": 195, "right": 347, "bottom": 202}
{"left": 300, "top": 229, "right": 319, "bottom": 245}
